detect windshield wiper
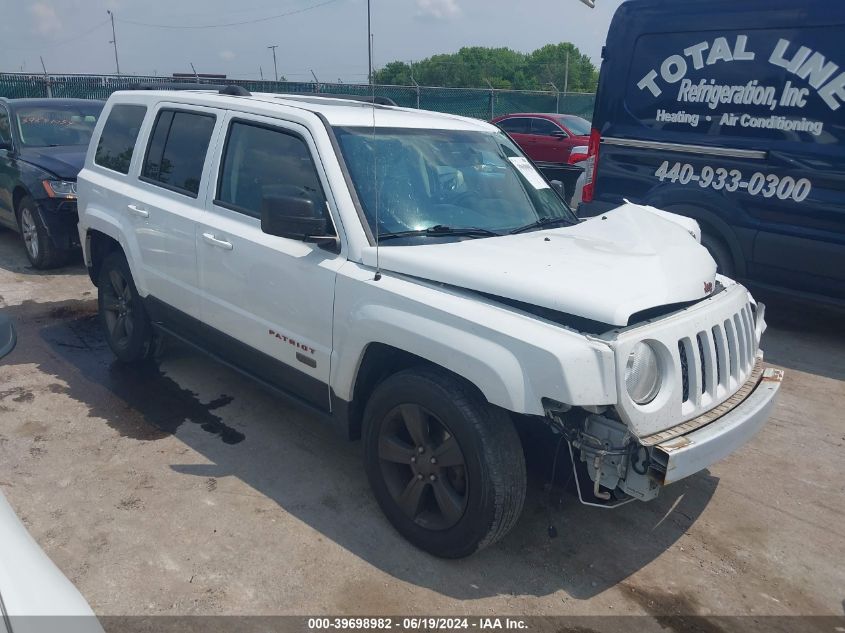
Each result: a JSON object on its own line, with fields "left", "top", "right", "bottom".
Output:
{"left": 508, "top": 216, "right": 574, "bottom": 235}
{"left": 377, "top": 224, "right": 501, "bottom": 242}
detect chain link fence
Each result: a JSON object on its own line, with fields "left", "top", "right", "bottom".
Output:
{"left": 0, "top": 73, "right": 595, "bottom": 120}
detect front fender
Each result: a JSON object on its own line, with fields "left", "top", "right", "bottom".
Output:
{"left": 331, "top": 264, "right": 618, "bottom": 415}
{"left": 337, "top": 303, "right": 528, "bottom": 411}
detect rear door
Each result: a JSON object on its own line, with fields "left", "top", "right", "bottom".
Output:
{"left": 131, "top": 104, "right": 220, "bottom": 318}
{"left": 496, "top": 117, "right": 536, "bottom": 158}
{"left": 528, "top": 117, "right": 571, "bottom": 163}
{"left": 0, "top": 104, "right": 15, "bottom": 228}
{"left": 196, "top": 113, "right": 344, "bottom": 410}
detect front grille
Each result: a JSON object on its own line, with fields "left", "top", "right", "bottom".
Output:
{"left": 677, "top": 301, "right": 758, "bottom": 408}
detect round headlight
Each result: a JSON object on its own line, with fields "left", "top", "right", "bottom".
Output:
{"left": 625, "top": 342, "right": 661, "bottom": 404}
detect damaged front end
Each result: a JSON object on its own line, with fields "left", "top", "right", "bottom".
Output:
{"left": 543, "top": 403, "right": 661, "bottom": 506}
{"left": 543, "top": 357, "right": 783, "bottom": 507}
{"left": 541, "top": 282, "right": 784, "bottom": 507}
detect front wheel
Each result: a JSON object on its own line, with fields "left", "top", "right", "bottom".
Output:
{"left": 363, "top": 367, "right": 526, "bottom": 558}
{"left": 16, "top": 196, "right": 68, "bottom": 269}
{"left": 97, "top": 251, "right": 154, "bottom": 363}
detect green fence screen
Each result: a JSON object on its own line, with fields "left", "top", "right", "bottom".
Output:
{"left": 0, "top": 73, "right": 595, "bottom": 121}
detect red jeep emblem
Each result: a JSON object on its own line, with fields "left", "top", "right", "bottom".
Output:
{"left": 704, "top": 281, "right": 713, "bottom": 294}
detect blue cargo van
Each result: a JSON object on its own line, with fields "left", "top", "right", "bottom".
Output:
{"left": 579, "top": 0, "right": 845, "bottom": 302}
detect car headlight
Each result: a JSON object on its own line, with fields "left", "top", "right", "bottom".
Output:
{"left": 625, "top": 341, "right": 661, "bottom": 404}
{"left": 42, "top": 180, "right": 77, "bottom": 199}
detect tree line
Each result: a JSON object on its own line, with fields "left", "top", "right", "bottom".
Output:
{"left": 373, "top": 43, "right": 599, "bottom": 92}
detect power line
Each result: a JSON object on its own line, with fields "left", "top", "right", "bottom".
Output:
{"left": 116, "top": 0, "right": 342, "bottom": 30}
{"left": 141, "top": 0, "right": 328, "bottom": 21}
{"left": 0, "top": 19, "right": 110, "bottom": 52}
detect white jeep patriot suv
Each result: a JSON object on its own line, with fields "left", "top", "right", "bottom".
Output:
{"left": 77, "top": 87, "right": 783, "bottom": 558}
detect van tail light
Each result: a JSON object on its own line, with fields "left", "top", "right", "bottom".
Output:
{"left": 567, "top": 145, "right": 589, "bottom": 164}
{"left": 581, "top": 128, "right": 601, "bottom": 203}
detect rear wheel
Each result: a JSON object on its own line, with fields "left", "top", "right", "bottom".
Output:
{"left": 98, "top": 251, "right": 154, "bottom": 363}
{"left": 16, "top": 196, "right": 67, "bottom": 269}
{"left": 363, "top": 367, "right": 526, "bottom": 558}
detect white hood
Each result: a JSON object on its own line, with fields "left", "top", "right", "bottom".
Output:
{"left": 362, "top": 203, "right": 717, "bottom": 327}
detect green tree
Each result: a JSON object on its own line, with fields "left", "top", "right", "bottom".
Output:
{"left": 373, "top": 43, "right": 598, "bottom": 92}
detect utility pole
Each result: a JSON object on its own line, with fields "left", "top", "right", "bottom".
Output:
{"left": 40, "top": 56, "right": 52, "bottom": 98}
{"left": 548, "top": 81, "right": 560, "bottom": 114}
{"left": 484, "top": 78, "right": 495, "bottom": 119}
{"left": 367, "top": 0, "right": 373, "bottom": 84}
{"left": 564, "top": 50, "right": 570, "bottom": 94}
{"left": 410, "top": 61, "right": 420, "bottom": 109}
{"left": 107, "top": 10, "right": 120, "bottom": 75}
{"left": 259, "top": 66, "right": 264, "bottom": 81}
{"left": 190, "top": 62, "right": 199, "bottom": 82}
{"left": 267, "top": 45, "right": 279, "bottom": 82}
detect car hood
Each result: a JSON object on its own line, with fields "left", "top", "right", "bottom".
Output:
{"left": 0, "top": 491, "right": 100, "bottom": 625}
{"left": 18, "top": 146, "right": 86, "bottom": 180}
{"left": 361, "top": 203, "right": 716, "bottom": 327}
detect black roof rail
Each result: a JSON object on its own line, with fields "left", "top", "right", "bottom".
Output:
{"left": 132, "top": 82, "right": 228, "bottom": 91}
{"left": 279, "top": 92, "right": 397, "bottom": 106}
{"left": 124, "top": 83, "right": 251, "bottom": 97}
{"left": 219, "top": 85, "right": 251, "bottom": 96}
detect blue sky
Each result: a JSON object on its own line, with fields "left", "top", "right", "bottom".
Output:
{"left": 0, "top": 0, "right": 622, "bottom": 83}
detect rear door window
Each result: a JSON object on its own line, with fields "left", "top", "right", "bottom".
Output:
{"left": 0, "top": 106, "right": 10, "bottom": 146}
{"left": 497, "top": 117, "right": 530, "bottom": 134}
{"left": 142, "top": 109, "right": 216, "bottom": 197}
{"left": 95, "top": 104, "right": 147, "bottom": 174}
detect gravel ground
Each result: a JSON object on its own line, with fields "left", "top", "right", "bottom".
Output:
{"left": 0, "top": 229, "right": 843, "bottom": 622}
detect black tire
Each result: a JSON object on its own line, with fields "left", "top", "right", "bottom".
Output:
{"left": 16, "top": 195, "right": 68, "bottom": 269}
{"left": 97, "top": 251, "right": 154, "bottom": 363}
{"left": 701, "top": 232, "right": 735, "bottom": 278}
{"left": 363, "top": 367, "right": 526, "bottom": 558}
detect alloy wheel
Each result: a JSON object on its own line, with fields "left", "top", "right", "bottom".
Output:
{"left": 101, "top": 269, "right": 135, "bottom": 348}
{"left": 377, "top": 403, "right": 468, "bottom": 530}
{"left": 20, "top": 207, "right": 38, "bottom": 260}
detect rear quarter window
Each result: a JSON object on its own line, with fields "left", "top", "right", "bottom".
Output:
{"left": 94, "top": 104, "right": 147, "bottom": 174}
{"left": 624, "top": 27, "right": 845, "bottom": 146}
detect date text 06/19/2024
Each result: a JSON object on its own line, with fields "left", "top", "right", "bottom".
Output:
{"left": 306, "top": 617, "right": 529, "bottom": 630}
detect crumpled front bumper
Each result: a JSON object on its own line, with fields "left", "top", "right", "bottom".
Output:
{"left": 649, "top": 363, "right": 784, "bottom": 485}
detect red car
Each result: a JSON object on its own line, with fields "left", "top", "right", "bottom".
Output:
{"left": 491, "top": 113, "right": 591, "bottom": 164}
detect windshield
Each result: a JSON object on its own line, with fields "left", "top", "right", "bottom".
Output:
{"left": 556, "top": 115, "right": 591, "bottom": 136}
{"left": 333, "top": 126, "right": 577, "bottom": 243}
{"left": 14, "top": 103, "right": 102, "bottom": 147}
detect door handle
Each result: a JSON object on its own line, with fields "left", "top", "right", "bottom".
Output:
{"left": 127, "top": 203, "right": 149, "bottom": 218}
{"left": 202, "top": 232, "right": 233, "bottom": 250}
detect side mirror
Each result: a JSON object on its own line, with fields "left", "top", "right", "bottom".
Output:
{"left": 0, "top": 313, "right": 16, "bottom": 360}
{"left": 260, "top": 195, "right": 337, "bottom": 246}
{"left": 550, "top": 179, "right": 566, "bottom": 199}
{"left": 0, "top": 140, "right": 12, "bottom": 152}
